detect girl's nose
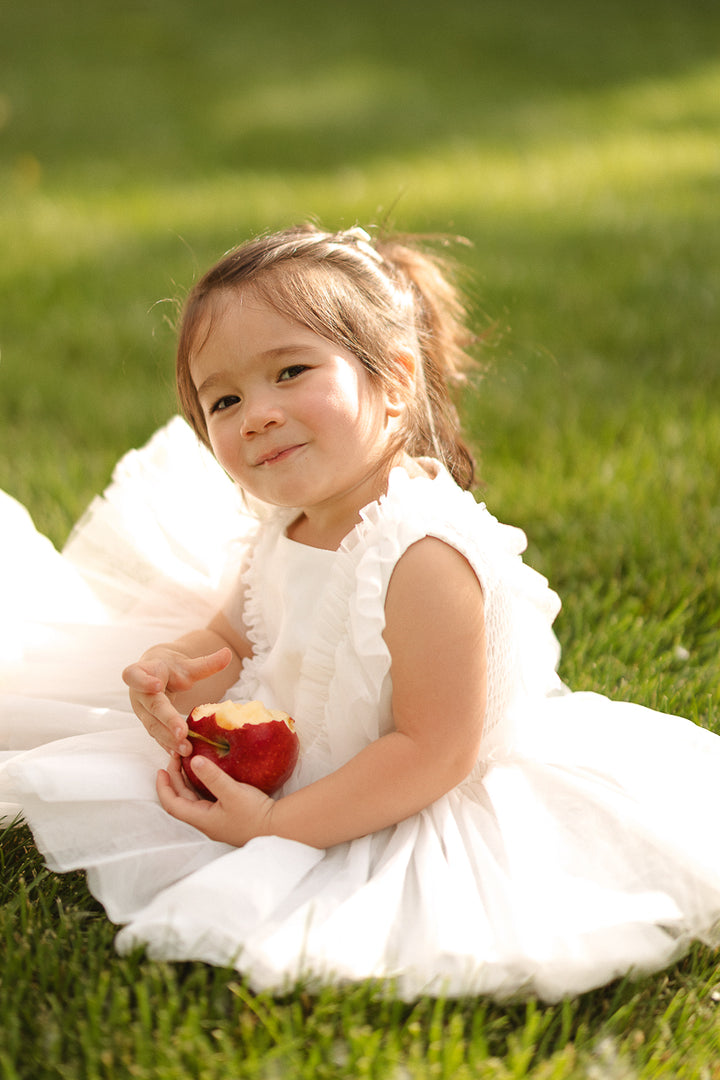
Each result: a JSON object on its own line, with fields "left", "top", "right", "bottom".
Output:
{"left": 240, "top": 395, "right": 284, "bottom": 438}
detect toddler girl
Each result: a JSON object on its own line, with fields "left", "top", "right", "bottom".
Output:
{"left": 2, "top": 224, "right": 720, "bottom": 1001}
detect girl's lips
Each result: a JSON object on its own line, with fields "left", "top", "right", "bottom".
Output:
{"left": 255, "top": 444, "right": 304, "bottom": 467}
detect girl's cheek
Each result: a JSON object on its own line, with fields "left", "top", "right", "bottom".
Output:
{"left": 208, "top": 432, "right": 236, "bottom": 476}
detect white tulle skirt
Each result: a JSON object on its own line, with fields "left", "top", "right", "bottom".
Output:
{"left": 2, "top": 419, "right": 720, "bottom": 1001}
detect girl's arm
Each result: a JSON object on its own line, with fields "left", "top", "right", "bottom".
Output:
{"left": 157, "top": 538, "right": 487, "bottom": 846}
{"left": 123, "top": 612, "right": 252, "bottom": 755}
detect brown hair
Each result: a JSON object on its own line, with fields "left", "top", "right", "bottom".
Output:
{"left": 176, "top": 223, "right": 478, "bottom": 489}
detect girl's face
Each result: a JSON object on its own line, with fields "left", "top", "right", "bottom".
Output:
{"left": 190, "top": 289, "right": 403, "bottom": 545}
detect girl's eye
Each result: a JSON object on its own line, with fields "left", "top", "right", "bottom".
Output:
{"left": 210, "top": 394, "right": 241, "bottom": 414}
{"left": 278, "top": 364, "right": 308, "bottom": 382}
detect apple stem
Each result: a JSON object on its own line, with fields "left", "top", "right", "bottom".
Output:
{"left": 187, "top": 731, "right": 230, "bottom": 755}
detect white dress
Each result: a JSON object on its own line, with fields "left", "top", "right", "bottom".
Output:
{"left": 2, "top": 418, "right": 720, "bottom": 1002}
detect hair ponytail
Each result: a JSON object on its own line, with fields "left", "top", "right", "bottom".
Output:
{"left": 375, "top": 237, "right": 477, "bottom": 489}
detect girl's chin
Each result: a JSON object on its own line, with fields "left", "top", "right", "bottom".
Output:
{"left": 236, "top": 478, "right": 309, "bottom": 509}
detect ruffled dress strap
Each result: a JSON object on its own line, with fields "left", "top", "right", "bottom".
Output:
{"left": 340, "top": 464, "right": 565, "bottom": 753}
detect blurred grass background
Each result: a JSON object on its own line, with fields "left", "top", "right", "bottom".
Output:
{"left": 2, "top": 3, "right": 720, "bottom": 1077}
{"left": 1, "top": 0, "right": 718, "bottom": 709}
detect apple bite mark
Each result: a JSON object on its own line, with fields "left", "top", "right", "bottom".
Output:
{"left": 181, "top": 700, "right": 299, "bottom": 800}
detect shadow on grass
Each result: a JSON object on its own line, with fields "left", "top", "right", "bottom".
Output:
{"left": 2, "top": 0, "right": 720, "bottom": 181}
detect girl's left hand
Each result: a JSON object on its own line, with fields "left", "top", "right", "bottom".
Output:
{"left": 157, "top": 754, "right": 275, "bottom": 847}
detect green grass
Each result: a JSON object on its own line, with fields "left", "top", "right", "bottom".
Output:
{"left": 2, "top": 0, "right": 720, "bottom": 1075}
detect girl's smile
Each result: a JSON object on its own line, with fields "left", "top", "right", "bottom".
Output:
{"left": 253, "top": 443, "right": 305, "bottom": 468}
{"left": 190, "top": 290, "right": 403, "bottom": 547}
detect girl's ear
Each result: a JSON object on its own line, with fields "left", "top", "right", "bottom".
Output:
{"left": 385, "top": 350, "right": 416, "bottom": 418}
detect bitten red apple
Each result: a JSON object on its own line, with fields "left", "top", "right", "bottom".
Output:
{"left": 182, "top": 700, "right": 299, "bottom": 799}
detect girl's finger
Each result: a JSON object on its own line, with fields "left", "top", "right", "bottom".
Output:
{"left": 189, "top": 756, "right": 237, "bottom": 800}
{"left": 134, "top": 705, "right": 177, "bottom": 753}
{"left": 150, "top": 694, "right": 187, "bottom": 738}
{"left": 157, "top": 770, "right": 212, "bottom": 825}
{"left": 166, "top": 753, "right": 201, "bottom": 800}
{"left": 134, "top": 696, "right": 189, "bottom": 753}
{"left": 121, "top": 661, "right": 165, "bottom": 693}
{"left": 182, "top": 647, "right": 233, "bottom": 685}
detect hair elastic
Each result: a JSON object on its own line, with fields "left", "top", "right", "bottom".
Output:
{"left": 339, "top": 227, "right": 384, "bottom": 266}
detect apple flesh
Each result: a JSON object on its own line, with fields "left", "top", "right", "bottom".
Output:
{"left": 182, "top": 700, "right": 299, "bottom": 799}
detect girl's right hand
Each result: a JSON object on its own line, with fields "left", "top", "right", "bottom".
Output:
{"left": 122, "top": 647, "right": 233, "bottom": 755}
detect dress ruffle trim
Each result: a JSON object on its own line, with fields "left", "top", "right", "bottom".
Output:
{"left": 235, "top": 512, "right": 287, "bottom": 698}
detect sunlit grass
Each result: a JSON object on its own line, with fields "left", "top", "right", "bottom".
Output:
{"left": 4, "top": 59, "right": 720, "bottom": 248}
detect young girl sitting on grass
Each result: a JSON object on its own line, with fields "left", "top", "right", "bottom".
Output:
{"left": 2, "top": 223, "right": 720, "bottom": 1001}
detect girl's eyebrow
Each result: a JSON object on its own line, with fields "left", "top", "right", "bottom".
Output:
{"left": 261, "top": 343, "right": 315, "bottom": 363}
{"left": 195, "top": 372, "right": 227, "bottom": 399}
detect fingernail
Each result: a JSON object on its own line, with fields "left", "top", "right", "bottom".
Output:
{"left": 193, "top": 756, "right": 207, "bottom": 770}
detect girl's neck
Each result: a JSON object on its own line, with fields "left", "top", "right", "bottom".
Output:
{"left": 285, "top": 513, "right": 351, "bottom": 551}
{"left": 285, "top": 453, "right": 425, "bottom": 550}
